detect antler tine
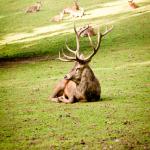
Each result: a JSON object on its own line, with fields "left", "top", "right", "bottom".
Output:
{"left": 77, "top": 25, "right": 89, "bottom": 37}
{"left": 65, "top": 23, "right": 89, "bottom": 56}
{"left": 58, "top": 24, "right": 112, "bottom": 63}
{"left": 74, "top": 23, "right": 90, "bottom": 50}
{"left": 74, "top": 23, "right": 91, "bottom": 62}
{"left": 58, "top": 23, "right": 83, "bottom": 62}
{"left": 95, "top": 25, "right": 113, "bottom": 50}
{"left": 82, "top": 27, "right": 101, "bottom": 62}
{"left": 57, "top": 51, "right": 72, "bottom": 62}
{"left": 65, "top": 39, "right": 76, "bottom": 54}
{"left": 83, "top": 26, "right": 113, "bottom": 62}
{"left": 95, "top": 28, "right": 101, "bottom": 50}
{"left": 87, "top": 31, "right": 98, "bottom": 50}
{"left": 102, "top": 25, "right": 113, "bottom": 36}
{"left": 61, "top": 49, "right": 77, "bottom": 60}
{"left": 74, "top": 23, "right": 80, "bottom": 53}
{"left": 64, "top": 23, "right": 92, "bottom": 63}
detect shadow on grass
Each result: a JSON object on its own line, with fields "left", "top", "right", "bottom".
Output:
{"left": 82, "top": 96, "right": 114, "bottom": 103}
{"left": 101, "top": 96, "right": 113, "bottom": 102}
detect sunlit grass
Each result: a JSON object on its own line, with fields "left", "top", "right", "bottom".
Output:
{"left": 0, "top": 0, "right": 150, "bottom": 149}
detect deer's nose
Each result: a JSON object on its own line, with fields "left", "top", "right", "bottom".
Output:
{"left": 64, "top": 75, "right": 68, "bottom": 79}
{"left": 64, "top": 74, "right": 71, "bottom": 80}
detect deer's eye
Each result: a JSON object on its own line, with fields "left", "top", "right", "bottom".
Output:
{"left": 76, "top": 68, "right": 80, "bottom": 71}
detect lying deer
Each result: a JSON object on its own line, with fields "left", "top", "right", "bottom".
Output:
{"left": 51, "top": 12, "right": 64, "bottom": 22}
{"left": 128, "top": 0, "right": 138, "bottom": 9}
{"left": 63, "top": 0, "right": 84, "bottom": 18}
{"left": 78, "top": 25, "right": 96, "bottom": 37}
{"left": 70, "top": 8, "right": 84, "bottom": 18}
{"left": 50, "top": 25, "right": 113, "bottom": 103}
{"left": 72, "top": 0, "right": 80, "bottom": 11}
{"left": 63, "top": 0, "right": 80, "bottom": 14}
{"left": 26, "top": 1, "right": 42, "bottom": 13}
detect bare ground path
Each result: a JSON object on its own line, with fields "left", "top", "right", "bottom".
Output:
{"left": 0, "top": 0, "right": 149, "bottom": 45}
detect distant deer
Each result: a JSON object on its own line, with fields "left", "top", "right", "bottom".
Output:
{"left": 72, "top": 0, "right": 80, "bottom": 11}
{"left": 63, "top": 0, "right": 80, "bottom": 14}
{"left": 50, "top": 25, "right": 113, "bottom": 103}
{"left": 70, "top": 8, "right": 84, "bottom": 18}
{"left": 128, "top": 0, "right": 138, "bottom": 9}
{"left": 63, "top": 0, "right": 84, "bottom": 18}
{"left": 26, "top": 1, "right": 42, "bottom": 13}
{"left": 78, "top": 25, "right": 96, "bottom": 37}
{"left": 51, "top": 12, "right": 64, "bottom": 22}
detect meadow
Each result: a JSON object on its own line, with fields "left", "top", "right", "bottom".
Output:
{"left": 0, "top": 0, "right": 150, "bottom": 149}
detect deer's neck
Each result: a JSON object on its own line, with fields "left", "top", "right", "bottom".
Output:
{"left": 76, "top": 66, "right": 95, "bottom": 94}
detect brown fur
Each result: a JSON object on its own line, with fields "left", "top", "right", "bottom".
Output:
{"left": 50, "top": 24, "right": 113, "bottom": 103}
{"left": 26, "top": 2, "right": 42, "bottom": 13}
{"left": 72, "top": 0, "right": 80, "bottom": 11}
{"left": 51, "top": 12, "right": 64, "bottom": 22}
{"left": 128, "top": 0, "right": 138, "bottom": 9}
{"left": 63, "top": 0, "right": 80, "bottom": 14}
{"left": 62, "top": 0, "right": 84, "bottom": 18}
{"left": 69, "top": 62, "right": 101, "bottom": 102}
{"left": 50, "top": 60, "right": 101, "bottom": 103}
{"left": 69, "top": 8, "right": 84, "bottom": 18}
{"left": 78, "top": 25, "right": 96, "bottom": 37}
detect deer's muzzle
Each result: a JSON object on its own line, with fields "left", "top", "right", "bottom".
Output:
{"left": 64, "top": 74, "right": 71, "bottom": 80}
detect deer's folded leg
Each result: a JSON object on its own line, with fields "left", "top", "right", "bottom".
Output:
{"left": 58, "top": 96, "right": 74, "bottom": 104}
{"left": 50, "top": 97, "right": 60, "bottom": 103}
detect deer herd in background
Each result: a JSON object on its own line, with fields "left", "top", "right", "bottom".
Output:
{"left": 26, "top": 1, "right": 97, "bottom": 38}
{"left": 26, "top": 0, "right": 84, "bottom": 22}
{"left": 25, "top": 0, "right": 139, "bottom": 36}
{"left": 50, "top": 0, "right": 85, "bottom": 22}
{"left": 25, "top": 0, "right": 138, "bottom": 103}
{"left": 25, "top": 0, "right": 139, "bottom": 20}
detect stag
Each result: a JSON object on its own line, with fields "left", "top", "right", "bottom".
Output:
{"left": 26, "top": 1, "right": 42, "bottom": 13}
{"left": 50, "top": 25, "right": 113, "bottom": 103}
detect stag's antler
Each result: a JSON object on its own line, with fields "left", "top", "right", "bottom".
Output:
{"left": 58, "top": 24, "right": 89, "bottom": 63}
{"left": 83, "top": 25, "right": 113, "bottom": 62}
{"left": 58, "top": 24, "right": 113, "bottom": 63}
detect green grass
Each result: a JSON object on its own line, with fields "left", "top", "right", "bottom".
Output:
{"left": 0, "top": 0, "right": 150, "bottom": 149}
{"left": 0, "top": 12, "right": 150, "bottom": 60}
{"left": 0, "top": 0, "right": 114, "bottom": 38}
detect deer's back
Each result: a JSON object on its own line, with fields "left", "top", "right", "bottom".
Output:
{"left": 77, "top": 67, "right": 101, "bottom": 102}
{"left": 85, "top": 77, "right": 101, "bottom": 101}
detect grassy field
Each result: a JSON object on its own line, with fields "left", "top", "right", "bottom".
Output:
{"left": 0, "top": 0, "right": 150, "bottom": 149}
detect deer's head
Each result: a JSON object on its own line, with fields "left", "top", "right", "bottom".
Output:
{"left": 58, "top": 24, "right": 113, "bottom": 84}
{"left": 64, "top": 59, "right": 86, "bottom": 84}
{"left": 37, "top": 1, "right": 42, "bottom": 6}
